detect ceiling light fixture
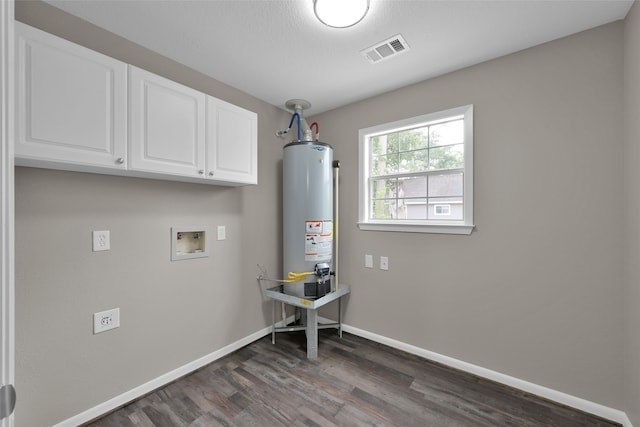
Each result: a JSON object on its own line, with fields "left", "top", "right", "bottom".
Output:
{"left": 313, "top": 0, "right": 370, "bottom": 28}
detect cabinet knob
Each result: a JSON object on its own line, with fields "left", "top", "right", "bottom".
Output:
{"left": 198, "top": 169, "right": 204, "bottom": 175}
{"left": 116, "top": 157, "right": 125, "bottom": 164}
{"left": 208, "top": 171, "right": 214, "bottom": 176}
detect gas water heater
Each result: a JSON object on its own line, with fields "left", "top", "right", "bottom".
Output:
{"left": 279, "top": 100, "right": 334, "bottom": 298}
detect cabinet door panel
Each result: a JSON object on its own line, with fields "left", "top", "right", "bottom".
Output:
{"left": 15, "top": 22, "right": 127, "bottom": 169}
{"left": 129, "top": 66, "right": 205, "bottom": 176}
{"left": 206, "top": 97, "right": 257, "bottom": 184}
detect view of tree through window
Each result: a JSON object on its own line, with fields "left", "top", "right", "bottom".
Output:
{"left": 369, "top": 117, "right": 464, "bottom": 220}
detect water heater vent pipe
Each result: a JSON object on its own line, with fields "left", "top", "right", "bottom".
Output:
{"left": 333, "top": 160, "right": 340, "bottom": 291}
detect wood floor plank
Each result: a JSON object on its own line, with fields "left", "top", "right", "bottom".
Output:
{"left": 85, "top": 331, "right": 622, "bottom": 427}
{"left": 190, "top": 410, "right": 233, "bottom": 427}
{"left": 127, "top": 411, "right": 156, "bottom": 427}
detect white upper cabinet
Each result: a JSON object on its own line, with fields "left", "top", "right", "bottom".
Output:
{"left": 129, "top": 66, "right": 206, "bottom": 178}
{"left": 206, "top": 97, "right": 257, "bottom": 185}
{"left": 14, "top": 22, "right": 127, "bottom": 171}
{"left": 14, "top": 23, "right": 257, "bottom": 186}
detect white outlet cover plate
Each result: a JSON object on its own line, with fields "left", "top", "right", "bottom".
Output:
{"left": 217, "top": 225, "right": 226, "bottom": 241}
{"left": 94, "top": 308, "right": 120, "bottom": 334}
{"left": 365, "top": 254, "right": 373, "bottom": 268}
{"left": 92, "top": 230, "right": 110, "bottom": 252}
{"left": 380, "top": 256, "right": 389, "bottom": 270}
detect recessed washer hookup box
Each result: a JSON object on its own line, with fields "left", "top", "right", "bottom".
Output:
{"left": 171, "top": 226, "right": 209, "bottom": 261}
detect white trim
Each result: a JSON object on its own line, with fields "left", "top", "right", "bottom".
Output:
{"left": 0, "top": 1, "right": 15, "bottom": 425}
{"left": 358, "top": 104, "right": 474, "bottom": 235}
{"left": 340, "top": 323, "right": 633, "bottom": 427}
{"left": 55, "top": 318, "right": 633, "bottom": 427}
{"left": 357, "top": 221, "right": 474, "bottom": 235}
{"left": 53, "top": 324, "right": 276, "bottom": 427}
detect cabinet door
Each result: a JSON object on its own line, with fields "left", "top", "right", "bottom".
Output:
{"left": 15, "top": 23, "right": 127, "bottom": 170}
{"left": 206, "top": 97, "right": 257, "bottom": 184}
{"left": 129, "top": 66, "right": 205, "bottom": 177}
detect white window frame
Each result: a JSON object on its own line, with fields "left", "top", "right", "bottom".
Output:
{"left": 358, "top": 104, "right": 474, "bottom": 235}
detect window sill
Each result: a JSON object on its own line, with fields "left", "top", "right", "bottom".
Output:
{"left": 357, "top": 222, "right": 474, "bottom": 235}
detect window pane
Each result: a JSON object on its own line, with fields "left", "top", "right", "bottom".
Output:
{"left": 371, "top": 178, "right": 397, "bottom": 199}
{"left": 430, "top": 119, "right": 464, "bottom": 147}
{"left": 427, "top": 197, "right": 463, "bottom": 220}
{"left": 386, "top": 133, "right": 398, "bottom": 153}
{"left": 398, "top": 128, "right": 428, "bottom": 152}
{"left": 371, "top": 135, "right": 397, "bottom": 156}
{"left": 402, "top": 198, "right": 427, "bottom": 220}
{"left": 399, "top": 149, "right": 428, "bottom": 173}
{"left": 371, "top": 154, "right": 397, "bottom": 176}
{"left": 428, "top": 173, "right": 463, "bottom": 197}
{"left": 371, "top": 136, "right": 382, "bottom": 156}
{"left": 429, "top": 144, "right": 463, "bottom": 170}
{"left": 371, "top": 199, "right": 396, "bottom": 219}
{"left": 399, "top": 176, "right": 426, "bottom": 198}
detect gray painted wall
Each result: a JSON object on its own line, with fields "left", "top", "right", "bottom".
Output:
{"left": 624, "top": 2, "right": 640, "bottom": 425}
{"left": 14, "top": 0, "right": 638, "bottom": 425}
{"left": 312, "top": 22, "right": 625, "bottom": 411}
{"left": 14, "top": 2, "right": 289, "bottom": 425}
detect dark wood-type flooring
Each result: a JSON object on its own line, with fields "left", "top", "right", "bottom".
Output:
{"left": 86, "top": 330, "right": 621, "bottom": 427}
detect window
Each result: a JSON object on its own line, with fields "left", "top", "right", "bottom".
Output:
{"left": 434, "top": 204, "right": 451, "bottom": 216}
{"left": 358, "top": 105, "right": 474, "bottom": 234}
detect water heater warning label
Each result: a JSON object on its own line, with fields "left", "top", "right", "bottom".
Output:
{"left": 305, "top": 220, "right": 333, "bottom": 261}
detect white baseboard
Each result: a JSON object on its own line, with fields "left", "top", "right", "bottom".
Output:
{"left": 55, "top": 317, "right": 632, "bottom": 427}
{"left": 53, "top": 316, "right": 292, "bottom": 427}
{"left": 340, "top": 323, "right": 633, "bottom": 427}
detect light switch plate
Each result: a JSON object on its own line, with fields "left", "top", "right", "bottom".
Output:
{"left": 92, "top": 230, "right": 110, "bottom": 252}
{"left": 217, "top": 225, "right": 226, "bottom": 241}
{"left": 380, "top": 256, "right": 389, "bottom": 271}
{"left": 365, "top": 254, "right": 373, "bottom": 268}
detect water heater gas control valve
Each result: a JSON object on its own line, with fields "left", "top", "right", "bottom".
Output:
{"left": 314, "top": 263, "right": 331, "bottom": 278}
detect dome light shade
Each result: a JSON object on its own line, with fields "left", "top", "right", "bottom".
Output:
{"left": 314, "top": 0, "right": 370, "bottom": 28}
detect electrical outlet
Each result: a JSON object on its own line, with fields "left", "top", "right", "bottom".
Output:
{"left": 380, "top": 256, "right": 389, "bottom": 271}
{"left": 94, "top": 308, "right": 120, "bottom": 334}
{"left": 92, "top": 230, "right": 110, "bottom": 252}
{"left": 365, "top": 254, "right": 373, "bottom": 268}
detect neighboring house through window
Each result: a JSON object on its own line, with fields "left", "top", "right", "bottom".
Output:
{"left": 358, "top": 104, "right": 474, "bottom": 234}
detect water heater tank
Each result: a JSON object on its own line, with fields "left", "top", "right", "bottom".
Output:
{"left": 283, "top": 141, "right": 334, "bottom": 297}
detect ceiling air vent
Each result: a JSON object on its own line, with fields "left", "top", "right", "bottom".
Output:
{"left": 361, "top": 34, "right": 410, "bottom": 64}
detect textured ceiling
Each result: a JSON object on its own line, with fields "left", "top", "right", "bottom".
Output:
{"left": 45, "top": 0, "right": 634, "bottom": 115}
